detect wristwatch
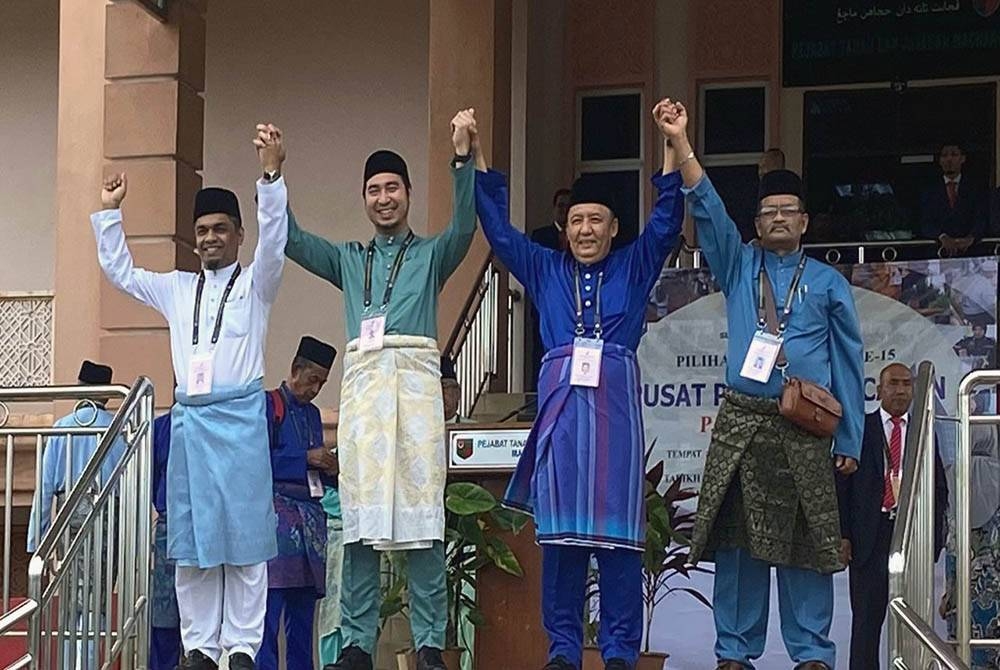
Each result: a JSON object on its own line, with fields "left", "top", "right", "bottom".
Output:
{"left": 451, "top": 153, "right": 473, "bottom": 167}
{"left": 262, "top": 169, "right": 281, "bottom": 183}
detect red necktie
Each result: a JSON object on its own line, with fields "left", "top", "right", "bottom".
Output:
{"left": 882, "top": 416, "right": 903, "bottom": 509}
{"left": 946, "top": 181, "right": 958, "bottom": 209}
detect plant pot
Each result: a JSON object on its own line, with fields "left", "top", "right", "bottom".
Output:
{"left": 396, "top": 648, "right": 465, "bottom": 670}
{"left": 582, "top": 647, "right": 668, "bottom": 670}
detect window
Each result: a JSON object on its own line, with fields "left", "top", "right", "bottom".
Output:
{"left": 576, "top": 89, "right": 644, "bottom": 247}
{"left": 698, "top": 82, "right": 770, "bottom": 241}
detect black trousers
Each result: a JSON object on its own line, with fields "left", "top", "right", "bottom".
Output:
{"left": 848, "top": 512, "right": 894, "bottom": 670}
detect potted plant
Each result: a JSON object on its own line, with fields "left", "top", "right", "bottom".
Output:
{"left": 396, "top": 481, "right": 529, "bottom": 670}
{"left": 583, "top": 444, "right": 712, "bottom": 669}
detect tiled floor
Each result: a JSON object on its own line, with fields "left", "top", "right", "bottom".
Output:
{"left": 646, "top": 562, "right": 948, "bottom": 670}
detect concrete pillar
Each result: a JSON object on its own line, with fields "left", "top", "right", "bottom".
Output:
{"left": 52, "top": 0, "right": 111, "bottom": 389}
{"left": 99, "top": 0, "right": 208, "bottom": 408}
{"left": 427, "top": 0, "right": 512, "bottom": 349}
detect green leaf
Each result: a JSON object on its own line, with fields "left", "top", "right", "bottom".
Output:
{"left": 490, "top": 508, "right": 529, "bottom": 533}
{"left": 487, "top": 537, "right": 524, "bottom": 577}
{"left": 379, "top": 596, "right": 406, "bottom": 619}
{"left": 446, "top": 482, "right": 497, "bottom": 515}
{"left": 465, "top": 607, "right": 488, "bottom": 627}
{"left": 457, "top": 514, "right": 488, "bottom": 548}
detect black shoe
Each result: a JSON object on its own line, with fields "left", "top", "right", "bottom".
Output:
{"left": 543, "top": 657, "right": 577, "bottom": 670}
{"left": 177, "top": 650, "right": 218, "bottom": 670}
{"left": 416, "top": 646, "right": 448, "bottom": 670}
{"left": 605, "top": 659, "right": 631, "bottom": 670}
{"left": 324, "top": 645, "right": 374, "bottom": 670}
{"left": 228, "top": 652, "right": 255, "bottom": 670}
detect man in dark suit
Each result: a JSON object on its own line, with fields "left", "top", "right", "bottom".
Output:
{"left": 531, "top": 188, "right": 572, "bottom": 251}
{"left": 918, "top": 142, "right": 987, "bottom": 255}
{"left": 838, "top": 363, "right": 948, "bottom": 670}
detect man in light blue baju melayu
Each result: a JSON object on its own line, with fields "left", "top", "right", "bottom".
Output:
{"left": 27, "top": 360, "right": 122, "bottom": 552}
{"left": 91, "top": 124, "right": 290, "bottom": 670}
{"left": 660, "top": 102, "right": 864, "bottom": 670}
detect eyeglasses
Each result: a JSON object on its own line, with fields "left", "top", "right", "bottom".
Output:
{"left": 756, "top": 205, "right": 804, "bottom": 221}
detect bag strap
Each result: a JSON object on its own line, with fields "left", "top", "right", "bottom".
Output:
{"left": 267, "top": 388, "right": 286, "bottom": 449}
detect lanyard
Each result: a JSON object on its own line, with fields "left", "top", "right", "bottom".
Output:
{"left": 573, "top": 265, "right": 604, "bottom": 339}
{"left": 279, "top": 386, "right": 319, "bottom": 451}
{"left": 756, "top": 249, "right": 807, "bottom": 334}
{"left": 363, "top": 231, "right": 415, "bottom": 309}
{"left": 192, "top": 265, "right": 242, "bottom": 346}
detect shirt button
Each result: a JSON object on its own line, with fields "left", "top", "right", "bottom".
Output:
{"left": 584, "top": 273, "right": 592, "bottom": 280}
{"left": 585, "top": 285, "right": 592, "bottom": 292}
{"left": 585, "top": 299, "right": 592, "bottom": 307}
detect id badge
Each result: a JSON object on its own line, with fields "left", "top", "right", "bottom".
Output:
{"left": 186, "top": 352, "right": 215, "bottom": 396}
{"left": 307, "top": 470, "right": 324, "bottom": 498}
{"left": 739, "top": 331, "right": 782, "bottom": 383}
{"left": 890, "top": 473, "right": 901, "bottom": 503}
{"left": 358, "top": 313, "right": 386, "bottom": 352}
{"left": 570, "top": 337, "right": 603, "bottom": 387}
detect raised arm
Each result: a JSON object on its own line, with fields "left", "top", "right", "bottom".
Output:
{"left": 629, "top": 101, "right": 687, "bottom": 284}
{"left": 434, "top": 109, "right": 479, "bottom": 282}
{"left": 474, "top": 167, "right": 545, "bottom": 296}
{"left": 828, "top": 278, "right": 865, "bottom": 461}
{"left": 90, "top": 173, "right": 174, "bottom": 315}
{"left": 659, "top": 100, "right": 745, "bottom": 295}
{"left": 251, "top": 123, "right": 289, "bottom": 304}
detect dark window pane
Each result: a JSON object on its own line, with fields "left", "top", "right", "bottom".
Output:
{"left": 703, "top": 87, "right": 766, "bottom": 155}
{"left": 704, "top": 165, "right": 760, "bottom": 243}
{"left": 581, "top": 94, "right": 641, "bottom": 161}
{"left": 578, "top": 170, "right": 641, "bottom": 248}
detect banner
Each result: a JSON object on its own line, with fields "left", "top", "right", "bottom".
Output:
{"left": 639, "top": 257, "right": 998, "bottom": 491}
{"left": 783, "top": 0, "right": 1000, "bottom": 86}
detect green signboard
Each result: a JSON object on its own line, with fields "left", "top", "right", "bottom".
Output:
{"left": 784, "top": 0, "right": 1000, "bottom": 86}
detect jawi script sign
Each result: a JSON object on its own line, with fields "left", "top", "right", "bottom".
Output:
{"left": 784, "top": 0, "right": 1000, "bottom": 86}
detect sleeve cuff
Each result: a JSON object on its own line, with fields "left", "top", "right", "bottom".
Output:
{"left": 451, "top": 157, "right": 475, "bottom": 175}
{"left": 680, "top": 174, "right": 713, "bottom": 198}
{"left": 90, "top": 208, "right": 123, "bottom": 228}
{"left": 475, "top": 168, "right": 506, "bottom": 189}
{"left": 257, "top": 175, "right": 287, "bottom": 192}
{"left": 652, "top": 169, "right": 682, "bottom": 189}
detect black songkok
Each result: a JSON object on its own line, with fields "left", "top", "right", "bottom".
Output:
{"left": 363, "top": 150, "right": 411, "bottom": 192}
{"left": 568, "top": 175, "right": 618, "bottom": 218}
{"left": 78, "top": 360, "right": 113, "bottom": 385}
{"left": 296, "top": 336, "right": 337, "bottom": 370}
{"left": 194, "top": 187, "right": 242, "bottom": 225}
{"left": 758, "top": 169, "right": 805, "bottom": 203}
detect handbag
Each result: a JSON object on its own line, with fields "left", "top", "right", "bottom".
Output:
{"left": 761, "top": 258, "right": 842, "bottom": 438}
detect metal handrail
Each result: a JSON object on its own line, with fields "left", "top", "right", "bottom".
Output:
{"left": 2, "top": 384, "right": 130, "bottom": 614}
{"left": 887, "top": 361, "right": 967, "bottom": 669}
{"left": 675, "top": 236, "right": 1000, "bottom": 267}
{"left": 0, "top": 378, "right": 154, "bottom": 670}
{"left": 444, "top": 255, "right": 514, "bottom": 416}
{"left": 956, "top": 370, "right": 1000, "bottom": 665}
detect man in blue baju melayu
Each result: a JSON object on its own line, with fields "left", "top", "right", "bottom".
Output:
{"left": 474, "top": 100, "right": 685, "bottom": 670}
{"left": 660, "top": 101, "right": 865, "bottom": 670}
{"left": 91, "top": 124, "right": 290, "bottom": 670}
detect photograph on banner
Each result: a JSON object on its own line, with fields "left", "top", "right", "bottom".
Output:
{"left": 639, "top": 256, "right": 997, "bottom": 499}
